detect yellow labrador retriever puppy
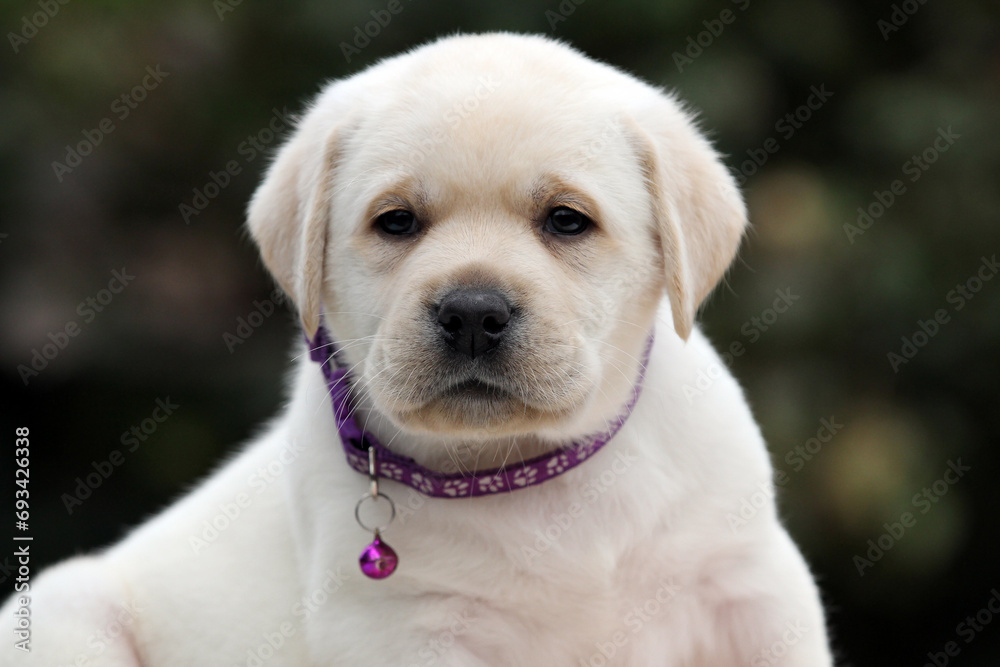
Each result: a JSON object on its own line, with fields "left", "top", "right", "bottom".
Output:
{"left": 2, "top": 33, "right": 833, "bottom": 666}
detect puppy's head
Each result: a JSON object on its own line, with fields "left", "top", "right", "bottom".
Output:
{"left": 249, "top": 34, "right": 746, "bottom": 439}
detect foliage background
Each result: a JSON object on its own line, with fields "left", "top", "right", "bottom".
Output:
{"left": 1, "top": 0, "right": 998, "bottom": 664}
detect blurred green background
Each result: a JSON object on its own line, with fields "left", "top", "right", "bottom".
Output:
{"left": 1, "top": 0, "right": 998, "bottom": 664}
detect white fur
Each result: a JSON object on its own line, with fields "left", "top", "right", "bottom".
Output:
{"left": 1, "top": 34, "right": 833, "bottom": 666}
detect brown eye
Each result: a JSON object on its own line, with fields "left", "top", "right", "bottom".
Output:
{"left": 377, "top": 209, "right": 419, "bottom": 235}
{"left": 545, "top": 207, "right": 591, "bottom": 236}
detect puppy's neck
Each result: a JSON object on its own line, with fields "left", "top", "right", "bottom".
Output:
{"left": 345, "top": 400, "right": 556, "bottom": 473}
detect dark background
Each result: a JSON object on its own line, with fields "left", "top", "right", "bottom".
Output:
{"left": 1, "top": 0, "right": 998, "bottom": 664}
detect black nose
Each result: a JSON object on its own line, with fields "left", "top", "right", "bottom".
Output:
{"left": 436, "top": 288, "right": 512, "bottom": 358}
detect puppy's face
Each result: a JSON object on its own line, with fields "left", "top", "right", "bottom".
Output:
{"left": 249, "top": 34, "right": 747, "bottom": 441}
{"left": 335, "top": 103, "right": 663, "bottom": 436}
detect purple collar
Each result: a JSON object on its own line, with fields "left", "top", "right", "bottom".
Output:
{"left": 307, "top": 326, "right": 653, "bottom": 499}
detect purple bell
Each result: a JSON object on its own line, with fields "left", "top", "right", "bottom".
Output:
{"left": 359, "top": 532, "right": 398, "bottom": 579}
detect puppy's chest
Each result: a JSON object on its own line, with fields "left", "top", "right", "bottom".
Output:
{"left": 317, "top": 565, "right": 681, "bottom": 666}
{"left": 299, "top": 439, "right": 693, "bottom": 663}
{"left": 315, "top": 526, "right": 683, "bottom": 665}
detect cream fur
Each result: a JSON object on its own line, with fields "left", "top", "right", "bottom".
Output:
{"left": 1, "top": 33, "right": 833, "bottom": 666}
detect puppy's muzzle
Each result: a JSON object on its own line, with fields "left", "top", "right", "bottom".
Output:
{"left": 436, "top": 288, "right": 512, "bottom": 358}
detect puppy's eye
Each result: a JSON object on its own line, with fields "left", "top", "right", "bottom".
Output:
{"left": 544, "top": 207, "right": 591, "bottom": 236}
{"left": 376, "top": 209, "right": 419, "bottom": 235}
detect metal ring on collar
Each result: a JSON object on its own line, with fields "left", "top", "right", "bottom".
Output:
{"left": 354, "top": 491, "right": 396, "bottom": 533}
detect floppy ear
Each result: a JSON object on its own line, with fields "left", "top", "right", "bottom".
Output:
{"left": 625, "top": 101, "right": 748, "bottom": 340}
{"left": 246, "top": 114, "right": 341, "bottom": 338}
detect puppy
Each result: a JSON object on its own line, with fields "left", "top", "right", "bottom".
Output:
{"left": 2, "top": 33, "right": 834, "bottom": 666}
